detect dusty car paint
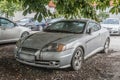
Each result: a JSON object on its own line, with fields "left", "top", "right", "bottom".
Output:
{"left": 15, "top": 19, "right": 110, "bottom": 70}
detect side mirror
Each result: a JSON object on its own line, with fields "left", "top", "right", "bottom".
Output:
{"left": 87, "top": 28, "right": 92, "bottom": 34}
{"left": 14, "top": 23, "right": 18, "bottom": 26}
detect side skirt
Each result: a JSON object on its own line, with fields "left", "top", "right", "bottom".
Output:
{"left": 84, "top": 47, "right": 104, "bottom": 60}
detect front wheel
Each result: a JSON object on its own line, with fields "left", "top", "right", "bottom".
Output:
{"left": 71, "top": 47, "right": 84, "bottom": 71}
{"left": 102, "top": 38, "right": 110, "bottom": 53}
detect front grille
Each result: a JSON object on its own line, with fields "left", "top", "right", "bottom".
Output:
{"left": 21, "top": 47, "right": 38, "bottom": 54}
{"left": 107, "top": 28, "right": 112, "bottom": 30}
{"left": 18, "top": 53, "right": 35, "bottom": 62}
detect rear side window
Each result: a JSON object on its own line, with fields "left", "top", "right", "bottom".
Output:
{"left": 87, "top": 22, "right": 101, "bottom": 32}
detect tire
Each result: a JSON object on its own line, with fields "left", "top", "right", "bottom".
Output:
{"left": 71, "top": 47, "right": 84, "bottom": 71}
{"left": 118, "top": 30, "right": 120, "bottom": 36}
{"left": 102, "top": 38, "right": 110, "bottom": 53}
{"left": 21, "top": 32, "right": 29, "bottom": 39}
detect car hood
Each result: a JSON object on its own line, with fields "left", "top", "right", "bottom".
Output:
{"left": 101, "top": 24, "right": 120, "bottom": 29}
{"left": 22, "top": 32, "right": 76, "bottom": 49}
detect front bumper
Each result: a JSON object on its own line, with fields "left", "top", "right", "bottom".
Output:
{"left": 109, "top": 30, "right": 120, "bottom": 35}
{"left": 15, "top": 47, "right": 74, "bottom": 68}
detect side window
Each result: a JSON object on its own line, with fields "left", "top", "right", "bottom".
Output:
{"left": 48, "top": 22, "right": 65, "bottom": 30}
{"left": 87, "top": 22, "right": 95, "bottom": 32}
{"left": 93, "top": 23, "right": 101, "bottom": 31}
{"left": 0, "top": 19, "right": 15, "bottom": 28}
{"left": 87, "top": 22, "right": 101, "bottom": 32}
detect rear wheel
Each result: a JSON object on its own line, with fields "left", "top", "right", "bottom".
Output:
{"left": 71, "top": 47, "right": 84, "bottom": 71}
{"left": 102, "top": 38, "right": 110, "bottom": 53}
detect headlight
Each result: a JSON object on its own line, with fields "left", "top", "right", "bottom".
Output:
{"left": 42, "top": 43, "right": 66, "bottom": 52}
{"left": 113, "top": 27, "right": 117, "bottom": 30}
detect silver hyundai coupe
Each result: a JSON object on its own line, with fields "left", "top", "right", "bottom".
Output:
{"left": 15, "top": 19, "right": 110, "bottom": 71}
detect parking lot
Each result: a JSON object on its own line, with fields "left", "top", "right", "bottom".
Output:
{"left": 0, "top": 36, "right": 120, "bottom": 80}
{"left": 110, "top": 36, "right": 120, "bottom": 51}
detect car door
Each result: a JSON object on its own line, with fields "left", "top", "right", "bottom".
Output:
{"left": 85, "top": 22, "right": 101, "bottom": 55}
{"left": 0, "top": 18, "right": 20, "bottom": 41}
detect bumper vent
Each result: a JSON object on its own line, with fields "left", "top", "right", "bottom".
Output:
{"left": 21, "top": 47, "right": 38, "bottom": 54}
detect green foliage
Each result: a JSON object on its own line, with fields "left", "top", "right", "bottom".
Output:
{"left": 56, "top": 0, "right": 97, "bottom": 19}
{"left": 3, "top": 0, "right": 120, "bottom": 21}
{"left": 21, "top": 0, "right": 49, "bottom": 21}
{"left": 97, "top": 11, "right": 109, "bottom": 22}
{"left": 17, "top": 0, "right": 99, "bottom": 21}
{"left": 109, "top": 0, "right": 120, "bottom": 14}
{"left": 0, "top": 0, "right": 22, "bottom": 18}
{"left": 95, "top": 0, "right": 110, "bottom": 11}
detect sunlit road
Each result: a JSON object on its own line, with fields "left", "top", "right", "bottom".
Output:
{"left": 110, "top": 36, "right": 120, "bottom": 51}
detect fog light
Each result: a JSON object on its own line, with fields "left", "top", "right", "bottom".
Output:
{"left": 49, "top": 61, "right": 56, "bottom": 65}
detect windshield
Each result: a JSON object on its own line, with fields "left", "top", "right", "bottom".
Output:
{"left": 103, "top": 19, "right": 119, "bottom": 24}
{"left": 44, "top": 21, "right": 86, "bottom": 33}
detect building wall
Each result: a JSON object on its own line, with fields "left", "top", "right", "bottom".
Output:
{"left": 12, "top": 11, "right": 36, "bottom": 21}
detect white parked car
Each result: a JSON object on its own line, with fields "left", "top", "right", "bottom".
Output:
{"left": 0, "top": 17, "right": 31, "bottom": 44}
{"left": 101, "top": 18, "right": 120, "bottom": 35}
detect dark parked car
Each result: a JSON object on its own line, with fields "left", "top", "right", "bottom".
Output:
{"left": 25, "top": 21, "right": 43, "bottom": 31}
{"left": 16, "top": 17, "right": 44, "bottom": 31}
{"left": 16, "top": 17, "right": 34, "bottom": 26}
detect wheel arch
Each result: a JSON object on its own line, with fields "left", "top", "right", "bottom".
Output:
{"left": 71, "top": 45, "right": 85, "bottom": 60}
{"left": 20, "top": 31, "right": 29, "bottom": 38}
{"left": 107, "top": 37, "right": 110, "bottom": 42}
{"left": 70, "top": 45, "right": 85, "bottom": 70}
{"left": 78, "top": 46, "right": 85, "bottom": 55}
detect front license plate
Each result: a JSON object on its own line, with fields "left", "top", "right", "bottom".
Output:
{"left": 19, "top": 54, "right": 35, "bottom": 61}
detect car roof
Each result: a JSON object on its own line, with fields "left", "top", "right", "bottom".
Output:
{"left": 0, "top": 17, "right": 9, "bottom": 19}
{"left": 56, "top": 19, "right": 95, "bottom": 23}
{"left": 0, "top": 17, "right": 5, "bottom": 18}
{"left": 0, "top": 17, "right": 13, "bottom": 21}
{"left": 106, "top": 18, "right": 120, "bottom": 20}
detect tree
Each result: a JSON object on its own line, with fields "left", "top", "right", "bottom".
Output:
{"left": 4, "top": 0, "right": 120, "bottom": 21}
{"left": 18, "top": 0, "right": 99, "bottom": 21}
{"left": 97, "top": 11, "right": 109, "bottom": 21}
{"left": 109, "top": 0, "right": 120, "bottom": 14}
{"left": 0, "top": 0, "right": 22, "bottom": 18}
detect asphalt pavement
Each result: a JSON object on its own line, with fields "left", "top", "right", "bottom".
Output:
{"left": 0, "top": 36, "right": 120, "bottom": 80}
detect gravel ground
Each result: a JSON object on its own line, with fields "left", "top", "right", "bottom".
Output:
{"left": 0, "top": 44, "right": 120, "bottom": 80}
